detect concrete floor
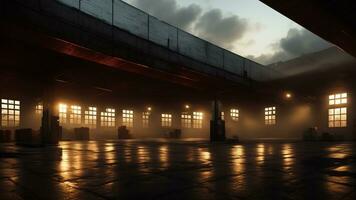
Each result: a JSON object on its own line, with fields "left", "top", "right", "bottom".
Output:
{"left": 0, "top": 140, "right": 355, "bottom": 200}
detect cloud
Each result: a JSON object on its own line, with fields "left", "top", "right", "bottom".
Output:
{"left": 194, "top": 9, "right": 249, "bottom": 49}
{"left": 250, "top": 28, "right": 332, "bottom": 65}
{"left": 130, "top": 0, "right": 202, "bottom": 29}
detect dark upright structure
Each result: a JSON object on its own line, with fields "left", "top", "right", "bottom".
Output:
{"left": 210, "top": 100, "right": 226, "bottom": 142}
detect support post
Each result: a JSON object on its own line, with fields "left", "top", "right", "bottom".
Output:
{"left": 40, "top": 81, "right": 60, "bottom": 146}
{"left": 210, "top": 99, "right": 225, "bottom": 142}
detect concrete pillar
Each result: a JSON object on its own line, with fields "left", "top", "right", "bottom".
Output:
{"left": 40, "top": 81, "right": 60, "bottom": 145}
{"left": 210, "top": 100, "right": 225, "bottom": 142}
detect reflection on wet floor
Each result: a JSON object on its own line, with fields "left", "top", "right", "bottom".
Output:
{"left": 0, "top": 140, "right": 355, "bottom": 199}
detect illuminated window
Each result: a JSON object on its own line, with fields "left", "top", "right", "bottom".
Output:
{"left": 58, "top": 104, "right": 68, "bottom": 124}
{"left": 221, "top": 112, "right": 225, "bottom": 120}
{"left": 101, "top": 108, "right": 116, "bottom": 127}
{"left": 181, "top": 112, "right": 192, "bottom": 128}
{"left": 161, "top": 114, "right": 172, "bottom": 127}
{"left": 122, "top": 110, "right": 134, "bottom": 128}
{"left": 230, "top": 109, "right": 239, "bottom": 121}
{"left": 329, "top": 93, "right": 347, "bottom": 105}
{"left": 193, "top": 112, "right": 203, "bottom": 129}
{"left": 329, "top": 108, "right": 347, "bottom": 128}
{"left": 84, "top": 107, "right": 97, "bottom": 128}
{"left": 265, "top": 107, "right": 276, "bottom": 125}
{"left": 70, "top": 105, "right": 82, "bottom": 124}
{"left": 328, "top": 92, "right": 348, "bottom": 128}
{"left": 142, "top": 112, "right": 150, "bottom": 128}
{"left": 35, "top": 104, "right": 43, "bottom": 114}
{"left": 1, "top": 99, "right": 20, "bottom": 127}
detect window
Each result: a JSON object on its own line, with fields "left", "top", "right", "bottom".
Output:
{"left": 265, "top": 107, "right": 276, "bottom": 125}
{"left": 84, "top": 107, "right": 97, "bottom": 128}
{"left": 142, "top": 112, "right": 150, "bottom": 128}
{"left": 70, "top": 105, "right": 82, "bottom": 124}
{"left": 181, "top": 112, "right": 192, "bottom": 128}
{"left": 329, "top": 108, "right": 347, "bottom": 128}
{"left": 1, "top": 99, "right": 20, "bottom": 127}
{"left": 193, "top": 112, "right": 203, "bottom": 129}
{"left": 122, "top": 110, "right": 134, "bottom": 128}
{"left": 101, "top": 108, "right": 116, "bottom": 127}
{"left": 35, "top": 104, "right": 43, "bottom": 114}
{"left": 58, "top": 104, "right": 68, "bottom": 124}
{"left": 329, "top": 93, "right": 347, "bottom": 105}
{"left": 328, "top": 92, "right": 348, "bottom": 128}
{"left": 161, "top": 114, "right": 172, "bottom": 127}
{"left": 230, "top": 109, "right": 239, "bottom": 121}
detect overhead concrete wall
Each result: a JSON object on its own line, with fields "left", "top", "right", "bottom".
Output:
{"left": 149, "top": 17, "right": 178, "bottom": 51}
{"left": 224, "top": 51, "right": 244, "bottom": 76}
{"left": 57, "top": 0, "right": 79, "bottom": 9}
{"left": 54, "top": 0, "right": 279, "bottom": 81}
{"left": 178, "top": 30, "right": 207, "bottom": 62}
{"left": 81, "top": 0, "right": 113, "bottom": 24}
{"left": 113, "top": 0, "right": 148, "bottom": 39}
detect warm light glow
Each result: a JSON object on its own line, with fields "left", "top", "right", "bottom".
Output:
{"left": 147, "top": 107, "right": 152, "bottom": 111}
{"left": 329, "top": 93, "right": 347, "bottom": 105}
{"left": 161, "top": 113, "right": 172, "bottom": 127}
{"left": 142, "top": 111, "right": 150, "bottom": 128}
{"left": 84, "top": 107, "right": 97, "bottom": 128}
{"left": 70, "top": 105, "right": 82, "bottom": 124}
{"left": 282, "top": 144, "right": 295, "bottom": 170}
{"left": 328, "top": 92, "right": 348, "bottom": 128}
{"left": 221, "top": 111, "right": 225, "bottom": 120}
{"left": 193, "top": 112, "right": 203, "bottom": 129}
{"left": 285, "top": 93, "right": 292, "bottom": 99}
{"left": 122, "top": 110, "right": 134, "bottom": 128}
{"left": 328, "top": 107, "right": 347, "bottom": 128}
{"left": 185, "top": 105, "right": 190, "bottom": 109}
{"left": 256, "top": 144, "right": 265, "bottom": 164}
{"left": 230, "top": 109, "right": 239, "bottom": 121}
{"left": 58, "top": 103, "right": 68, "bottom": 124}
{"left": 181, "top": 112, "right": 192, "bottom": 128}
{"left": 159, "top": 146, "right": 169, "bottom": 168}
{"left": 1, "top": 99, "right": 20, "bottom": 127}
{"left": 101, "top": 108, "right": 116, "bottom": 127}
{"left": 265, "top": 107, "right": 276, "bottom": 125}
{"left": 35, "top": 103, "right": 43, "bottom": 114}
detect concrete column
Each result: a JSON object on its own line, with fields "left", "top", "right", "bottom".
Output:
{"left": 210, "top": 100, "right": 225, "bottom": 142}
{"left": 40, "top": 81, "right": 60, "bottom": 145}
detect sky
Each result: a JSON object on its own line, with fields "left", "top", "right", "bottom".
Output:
{"left": 122, "top": 0, "right": 332, "bottom": 65}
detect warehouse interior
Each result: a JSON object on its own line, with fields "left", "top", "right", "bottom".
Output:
{"left": 0, "top": 0, "right": 355, "bottom": 142}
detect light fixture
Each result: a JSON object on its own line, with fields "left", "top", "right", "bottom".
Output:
{"left": 285, "top": 92, "right": 292, "bottom": 99}
{"left": 147, "top": 107, "right": 152, "bottom": 111}
{"left": 185, "top": 105, "right": 190, "bottom": 109}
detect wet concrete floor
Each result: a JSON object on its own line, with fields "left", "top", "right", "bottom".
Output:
{"left": 0, "top": 139, "right": 355, "bottom": 199}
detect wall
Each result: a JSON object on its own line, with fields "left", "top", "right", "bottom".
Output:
{"left": 55, "top": 0, "right": 280, "bottom": 81}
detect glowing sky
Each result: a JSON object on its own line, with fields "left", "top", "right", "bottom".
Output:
{"left": 123, "top": 0, "right": 332, "bottom": 65}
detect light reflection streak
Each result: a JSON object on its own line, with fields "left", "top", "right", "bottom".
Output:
{"left": 159, "top": 145, "right": 169, "bottom": 168}
{"left": 59, "top": 142, "right": 84, "bottom": 180}
{"left": 105, "top": 143, "right": 116, "bottom": 162}
{"left": 325, "top": 144, "right": 352, "bottom": 191}
{"left": 198, "top": 148, "right": 211, "bottom": 162}
{"left": 256, "top": 144, "right": 265, "bottom": 164}
{"left": 327, "top": 145, "right": 347, "bottom": 159}
{"left": 231, "top": 145, "right": 245, "bottom": 174}
{"left": 198, "top": 148, "right": 213, "bottom": 182}
{"left": 281, "top": 144, "right": 294, "bottom": 170}
{"left": 137, "top": 146, "right": 150, "bottom": 163}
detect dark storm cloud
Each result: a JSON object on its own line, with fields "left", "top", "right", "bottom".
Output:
{"left": 131, "top": 0, "right": 202, "bottom": 29}
{"left": 251, "top": 28, "right": 332, "bottom": 65}
{"left": 280, "top": 28, "right": 331, "bottom": 56}
{"left": 194, "top": 9, "right": 249, "bottom": 49}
